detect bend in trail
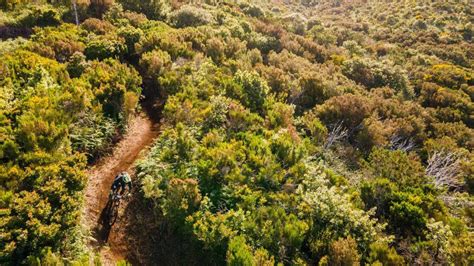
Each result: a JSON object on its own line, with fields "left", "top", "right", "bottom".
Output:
{"left": 82, "top": 103, "right": 161, "bottom": 265}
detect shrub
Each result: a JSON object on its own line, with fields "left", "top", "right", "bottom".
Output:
{"left": 16, "top": 5, "right": 61, "bottom": 28}
{"left": 244, "top": 206, "right": 309, "bottom": 261}
{"left": 419, "top": 82, "right": 472, "bottom": 125}
{"left": 0, "top": 0, "right": 29, "bottom": 10}
{"left": 117, "top": 25, "right": 143, "bottom": 58}
{"left": 301, "top": 167, "right": 387, "bottom": 260}
{"left": 170, "top": 5, "right": 214, "bottom": 28}
{"left": 162, "top": 178, "right": 202, "bottom": 224}
{"left": 365, "top": 148, "right": 426, "bottom": 186}
{"left": 342, "top": 58, "right": 412, "bottom": 98}
{"left": 300, "top": 112, "right": 328, "bottom": 145}
{"left": 295, "top": 71, "right": 337, "bottom": 110}
{"left": 88, "top": 0, "right": 114, "bottom": 17}
{"left": 328, "top": 237, "right": 361, "bottom": 266}
{"left": 117, "top": 0, "right": 170, "bottom": 20}
{"left": 70, "top": 112, "right": 117, "bottom": 158}
{"left": 136, "top": 28, "right": 194, "bottom": 59}
{"left": 266, "top": 102, "right": 295, "bottom": 129}
{"left": 28, "top": 24, "right": 86, "bottom": 62}
{"left": 81, "top": 18, "right": 115, "bottom": 35}
{"left": 368, "top": 242, "right": 405, "bottom": 265}
{"left": 205, "top": 37, "right": 225, "bottom": 63}
{"left": 67, "top": 52, "right": 88, "bottom": 78}
{"left": 228, "top": 70, "right": 269, "bottom": 114}
{"left": 226, "top": 236, "right": 254, "bottom": 266}
{"left": 139, "top": 49, "right": 171, "bottom": 81}
{"left": 360, "top": 177, "right": 445, "bottom": 238}
{"left": 247, "top": 32, "right": 280, "bottom": 54}
{"left": 425, "top": 64, "right": 473, "bottom": 89}
{"left": 316, "top": 94, "right": 372, "bottom": 130}
{"left": 84, "top": 36, "right": 127, "bottom": 60}
{"left": 242, "top": 4, "right": 264, "bottom": 18}
{"left": 83, "top": 59, "right": 142, "bottom": 124}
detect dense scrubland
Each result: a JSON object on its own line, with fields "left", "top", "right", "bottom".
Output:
{"left": 0, "top": 0, "right": 473, "bottom": 265}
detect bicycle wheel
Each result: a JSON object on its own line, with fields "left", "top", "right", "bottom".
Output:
{"left": 108, "top": 199, "right": 120, "bottom": 226}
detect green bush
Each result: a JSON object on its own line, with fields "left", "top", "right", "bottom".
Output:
{"left": 15, "top": 5, "right": 61, "bottom": 28}
{"left": 84, "top": 36, "right": 127, "bottom": 60}
{"left": 139, "top": 49, "right": 171, "bottom": 81}
{"left": 342, "top": 58, "right": 412, "bottom": 98}
{"left": 83, "top": 59, "right": 142, "bottom": 124}
{"left": 228, "top": 70, "right": 269, "bottom": 114}
{"left": 226, "top": 236, "right": 254, "bottom": 266}
{"left": 368, "top": 242, "right": 405, "bottom": 266}
{"left": 170, "top": 5, "right": 214, "bottom": 28}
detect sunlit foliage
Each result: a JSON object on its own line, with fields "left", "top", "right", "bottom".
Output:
{"left": 1, "top": 0, "right": 473, "bottom": 264}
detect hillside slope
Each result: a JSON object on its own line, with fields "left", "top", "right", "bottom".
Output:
{"left": 0, "top": 0, "right": 472, "bottom": 265}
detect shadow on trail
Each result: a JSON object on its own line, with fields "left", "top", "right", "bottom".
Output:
{"left": 97, "top": 202, "right": 112, "bottom": 243}
{"left": 96, "top": 195, "right": 121, "bottom": 244}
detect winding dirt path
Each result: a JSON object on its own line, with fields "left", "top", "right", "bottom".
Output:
{"left": 82, "top": 113, "right": 160, "bottom": 265}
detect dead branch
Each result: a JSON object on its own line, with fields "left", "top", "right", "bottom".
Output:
{"left": 324, "top": 121, "right": 348, "bottom": 149}
{"left": 390, "top": 135, "right": 416, "bottom": 152}
{"left": 426, "top": 151, "right": 462, "bottom": 190}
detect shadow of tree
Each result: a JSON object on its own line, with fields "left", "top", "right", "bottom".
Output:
{"left": 0, "top": 26, "right": 32, "bottom": 40}
{"left": 120, "top": 192, "right": 222, "bottom": 266}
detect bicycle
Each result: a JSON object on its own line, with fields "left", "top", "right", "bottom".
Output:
{"left": 105, "top": 192, "right": 127, "bottom": 227}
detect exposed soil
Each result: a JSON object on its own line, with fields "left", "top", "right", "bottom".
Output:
{"left": 82, "top": 112, "right": 160, "bottom": 265}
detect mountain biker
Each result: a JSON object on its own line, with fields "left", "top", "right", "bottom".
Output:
{"left": 110, "top": 171, "right": 132, "bottom": 197}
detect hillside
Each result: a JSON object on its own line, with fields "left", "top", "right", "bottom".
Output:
{"left": 0, "top": 0, "right": 473, "bottom": 265}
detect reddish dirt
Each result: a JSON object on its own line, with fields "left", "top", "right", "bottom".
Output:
{"left": 83, "top": 114, "right": 160, "bottom": 265}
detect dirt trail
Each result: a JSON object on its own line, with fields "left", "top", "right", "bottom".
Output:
{"left": 82, "top": 99, "right": 212, "bottom": 265}
{"left": 83, "top": 113, "right": 160, "bottom": 265}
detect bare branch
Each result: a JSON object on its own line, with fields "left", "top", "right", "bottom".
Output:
{"left": 324, "top": 121, "right": 348, "bottom": 149}
{"left": 390, "top": 135, "right": 416, "bottom": 152}
{"left": 426, "top": 151, "right": 462, "bottom": 190}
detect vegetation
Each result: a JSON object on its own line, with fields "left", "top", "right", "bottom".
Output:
{"left": 1, "top": 0, "right": 473, "bottom": 265}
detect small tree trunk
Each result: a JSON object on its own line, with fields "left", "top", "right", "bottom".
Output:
{"left": 72, "top": 0, "right": 79, "bottom": 25}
